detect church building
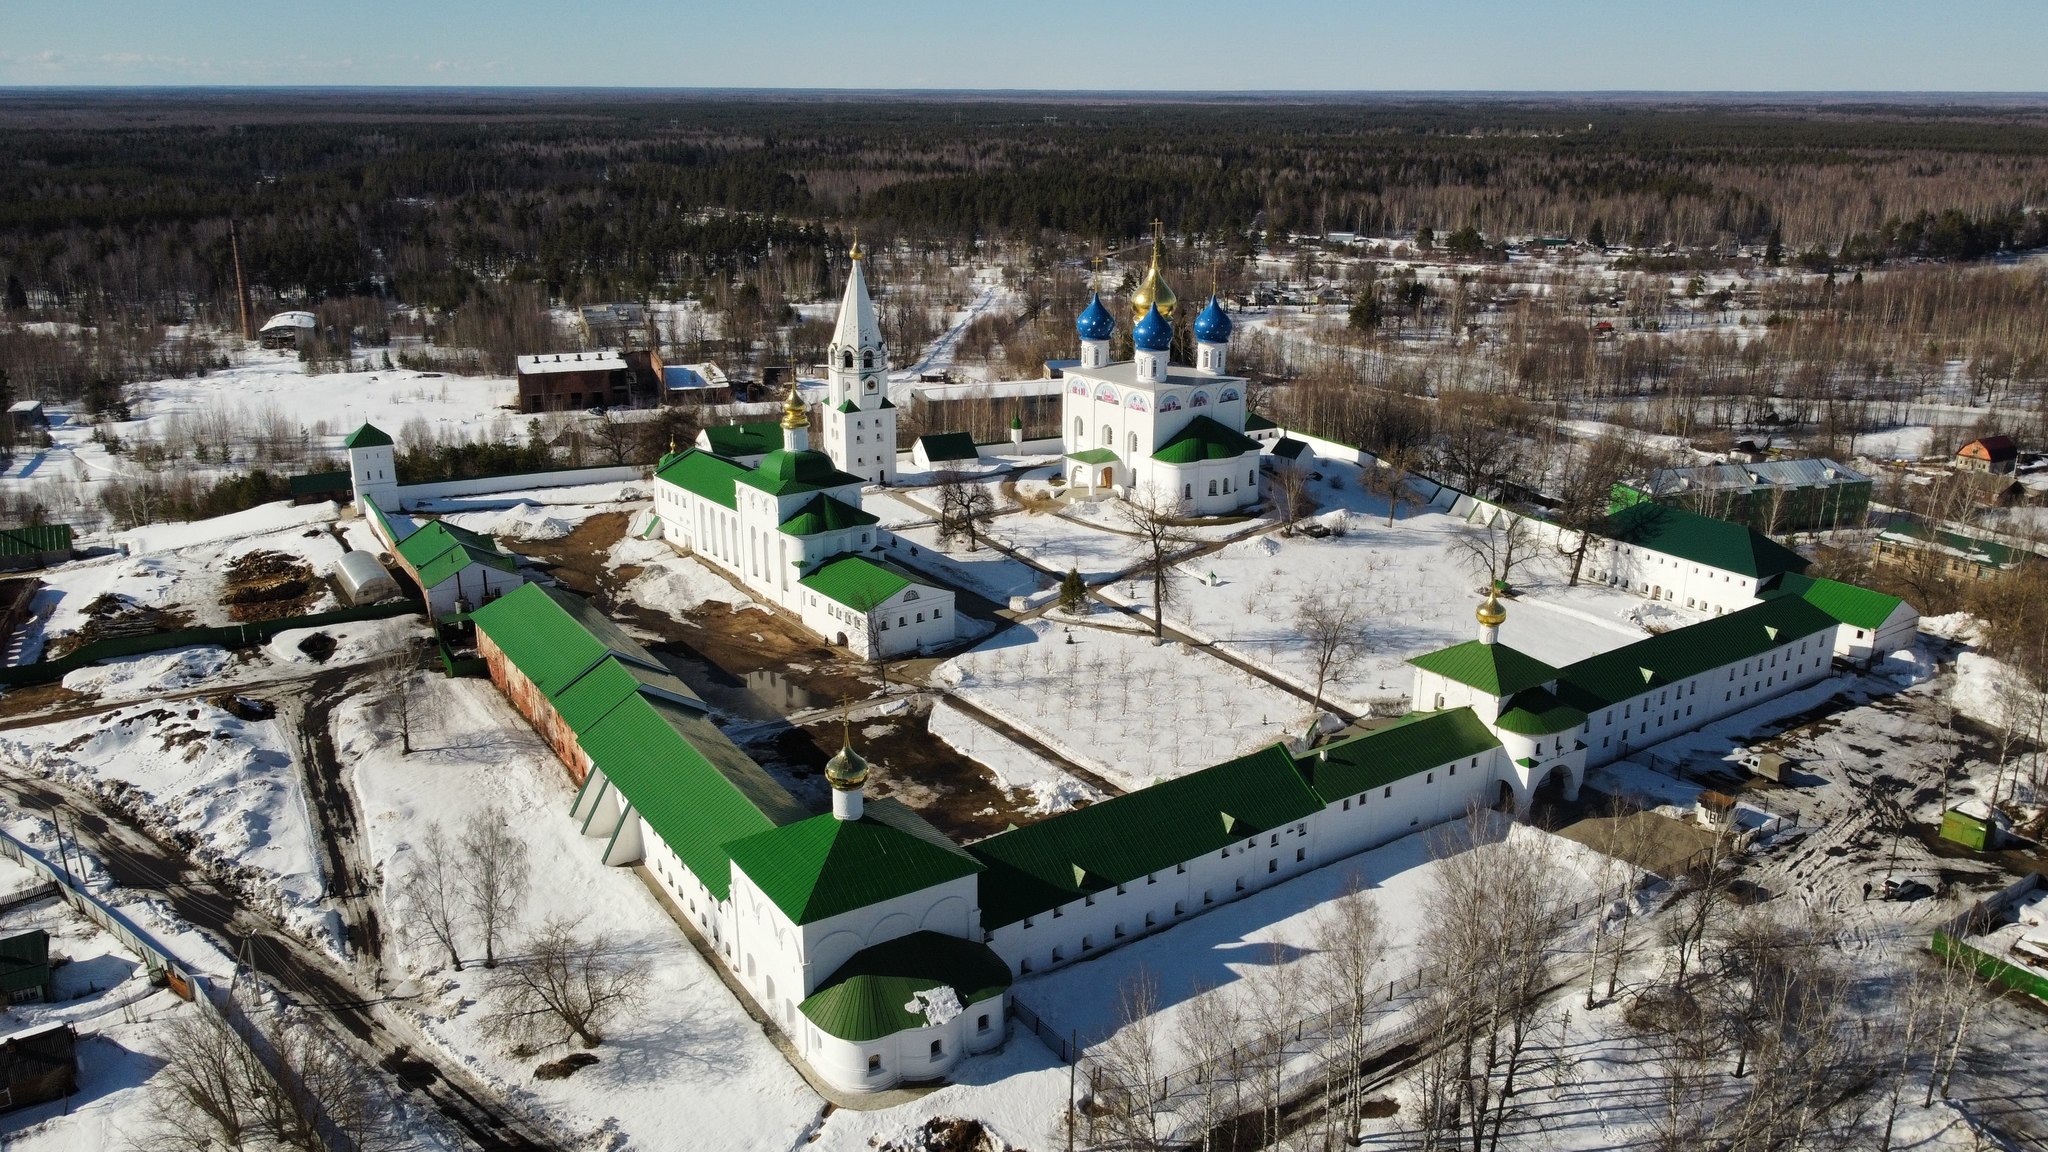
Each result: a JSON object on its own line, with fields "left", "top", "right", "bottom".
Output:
{"left": 1059, "top": 237, "right": 1263, "bottom": 514}
{"left": 651, "top": 246, "right": 954, "bottom": 660}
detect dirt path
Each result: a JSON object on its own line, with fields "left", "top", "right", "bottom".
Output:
{"left": 276, "top": 665, "right": 384, "bottom": 967}
{"left": 0, "top": 757, "right": 560, "bottom": 1150}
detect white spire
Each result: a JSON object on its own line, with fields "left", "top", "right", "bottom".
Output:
{"left": 829, "top": 240, "right": 886, "bottom": 389}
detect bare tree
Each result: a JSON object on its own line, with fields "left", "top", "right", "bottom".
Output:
{"left": 397, "top": 822, "right": 466, "bottom": 971}
{"left": 1270, "top": 458, "right": 1316, "bottom": 533}
{"left": 484, "top": 916, "right": 647, "bottom": 1049}
{"left": 378, "top": 642, "right": 417, "bottom": 755}
{"left": 1173, "top": 977, "right": 1251, "bottom": 1152}
{"left": 587, "top": 408, "right": 640, "bottom": 466}
{"left": 140, "top": 1007, "right": 399, "bottom": 1152}
{"left": 1114, "top": 483, "right": 1198, "bottom": 642}
{"left": 458, "top": 806, "right": 531, "bottom": 968}
{"left": 1089, "top": 967, "right": 1170, "bottom": 1151}
{"left": 1552, "top": 431, "right": 1652, "bottom": 585}
{"left": 934, "top": 469, "right": 997, "bottom": 551}
{"left": 1307, "top": 872, "right": 1385, "bottom": 1143}
{"left": 1293, "top": 582, "right": 1376, "bottom": 712}
{"left": 1456, "top": 511, "right": 1538, "bottom": 593}
{"left": 140, "top": 1010, "right": 262, "bottom": 1151}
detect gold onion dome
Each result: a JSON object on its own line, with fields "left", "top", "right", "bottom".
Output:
{"left": 1476, "top": 589, "right": 1507, "bottom": 628}
{"left": 781, "top": 383, "right": 809, "bottom": 429}
{"left": 825, "top": 731, "right": 869, "bottom": 791}
{"left": 1130, "top": 233, "right": 1177, "bottom": 322}
{"left": 849, "top": 231, "right": 865, "bottom": 261}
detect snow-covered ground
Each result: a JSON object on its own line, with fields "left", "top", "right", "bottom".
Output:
{"left": 937, "top": 618, "right": 1314, "bottom": 790}
{"left": 346, "top": 674, "right": 825, "bottom": 1150}
{"left": 928, "top": 697, "right": 1102, "bottom": 816}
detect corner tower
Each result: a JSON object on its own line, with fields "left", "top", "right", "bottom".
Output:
{"left": 822, "top": 237, "right": 896, "bottom": 486}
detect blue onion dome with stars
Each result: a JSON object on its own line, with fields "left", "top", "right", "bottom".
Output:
{"left": 1075, "top": 292, "right": 1115, "bottom": 341}
{"left": 1132, "top": 304, "right": 1173, "bottom": 352}
{"left": 1193, "top": 295, "right": 1233, "bottom": 344}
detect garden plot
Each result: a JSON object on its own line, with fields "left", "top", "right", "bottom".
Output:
{"left": 1110, "top": 478, "right": 1652, "bottom": 712}
{"left": 1017, "top": 821, "right": 1614, "bottom": 1069}
{"left": 0, "top": 699, "right": 329, "bottom": 945}
{"left": 935, "top": 618, "right": 1312, "bottom": 790}
{"left": 345, "top": 675, "right": 821, "bottom": 1151}
{"left": 983, "top": 505, "right": 1150, "bottom": 582}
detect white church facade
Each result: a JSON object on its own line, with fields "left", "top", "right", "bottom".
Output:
{"left": 1058, "top": 240, "right": 1264, "bottom": 514}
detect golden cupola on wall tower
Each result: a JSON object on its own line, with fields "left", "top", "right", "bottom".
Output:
{"left": 1129, "top": 224, "right": 1177, "bottom": 322}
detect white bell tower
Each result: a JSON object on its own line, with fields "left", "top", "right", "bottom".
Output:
{"left": 822, "top": 237, "right": 896, "bottom": 486}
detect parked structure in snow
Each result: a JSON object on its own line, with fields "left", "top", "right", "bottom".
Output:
{"left": 334, "top": 550, "right": 400, "bottom": 606}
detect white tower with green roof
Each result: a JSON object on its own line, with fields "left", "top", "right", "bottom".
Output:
{"left": 344, "top": 422, "right": 398, "bottom": 513}
{"left": 820, "top": 238, "right": 897, "bottom": 487}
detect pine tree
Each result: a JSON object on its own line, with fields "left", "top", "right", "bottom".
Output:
{"left": 1588, "top": 218, "right": 1607, "bottom": 249}
{"left": 3, "top": 274, "right": 25, "bottom": 313}
{"left": 1057, "top": 567, "right": 1087, "bottom": 615}
{"left": 1765, "top": 226, "right": 1785, "bottom": 266}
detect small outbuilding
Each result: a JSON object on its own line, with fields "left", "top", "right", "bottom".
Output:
{"left": 912, "top": 432, "right": 979, "bottom": 471}
{"left": 1940, "top": 801, "right": 2000, "bottom": 852}
{"left": 335, "top": 550, "right": 401, "bottom": 606}
{"left": 0, "top": 930, "right": 52, "bottom": 1004}
{"left": 257, "top": 310, "right": 317, "bottom": 350}
{"left": 288, "top": 470, "right": 353, "bottom": 506}
{"left": 0, "top": 1022, "right": 76, "bottom": 1114}
{"left": 6, "top": 401, "right": 47, "bottom": 435}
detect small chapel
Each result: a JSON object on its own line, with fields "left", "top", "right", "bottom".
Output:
{"left": 1059, "top": 232, "right": 1263, "bottom": 514}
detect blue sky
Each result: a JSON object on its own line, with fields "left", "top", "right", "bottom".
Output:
{"left": 3, "top": 0, "right": 2045, "bottom": 90}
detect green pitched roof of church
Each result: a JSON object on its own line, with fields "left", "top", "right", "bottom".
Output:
{"left": 1760, "top": 571, "right": 1906, "bottom": 630}
{"left": 1408, "top": 640, "right": 1557, "bottom": 697}
{"left": 1294, "top": 709, "right": 1502, "bottom": 798}
{"left": 1152, "top": 415, "right": 1261, "bottom": 464}
{"left": 700, "top": 421, "right": 781, "bottom": 458}
{"left": 1606, "top": 502, "right": 1809, "bottom": 579}
{"left": 739, "top": 449, "right": 866, "bottom": 496}
{"left": 799, "top": 554, "right": 915, "bottom": 609}
{"left": 780, "top": 494, "right": 879, "bottom": 537}
{"left": 1493, "top": 688, "right": 1588, "bottom": 736}
{"left": 343, "top": 423, "right": 393, "bottom": 449}
{"left": 1553, "top": 595, "right": 1839, "bottom": 711}
{"left": 656, "top": 448, "right": 748, "bottom": 509}
{"left": 969, "top": 743, "right": 1323, "bottom": 929}
{"left": 395, "top": 520, "right": 518, "bottom": 587}
{"left": 917, "top": 432, "right": 979, "bottom": 463}
{"left": 725, "top": 799, "right": 983, "bottom": 925}
{"left": 799, "top": 932, "right": 1012, "bottom": 1042}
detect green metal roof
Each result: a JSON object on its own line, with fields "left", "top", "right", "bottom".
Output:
{"left": 1296, "top": 709, "right": 1501, "bottom": 799}
{"left": 800, "top": 554, "right": 915, "bottom": 610}
{"left": 0, "top": 523, "right": 72, "bottom": 557}
{"left": 287, "top": 470, "right": 351, "bottom": 497}
{"left": 738, "top": 449, "right": 866, "bottom": 497}
{"left": 1876, "top": 516, "right": 2023, "bottom": 568}
{"left": 700, "top": 421, "right": 781, "bottom": 458}
{"left": 396, "top": 521, "right": 519, "bottom": 588}
{"left": 1605, "top": 502, "right": 1809, "bottom": 579}
{"left": 1761, "top": 572, "right": 1907, "bottom": 631}
{"left": 552, "top": 654, "right": 704, "bottom": 734}
{"left": 779, "top": 494, "right": 879, "bottom": 537}
{"left": 1493, "top": 688, "right": 1589, "bottom": 736}
{"left": 1152, "top": 415, "right": 1261, "bottom": 464}
{"left": 799, "top": 932, "right": 1012, "bottom": 1042}
{"left": 917, "top": 432, "right": 979, "bottom": 463}
{"left": 343, "top": 423, "right": 394, "bottom": 449}
{"left": 580, "top": 693, "right": 806, "bottom": 902}
{"left": 1408, "top": 640, "right": 1557, "bottom": 697}
{"left": 655, "top": 449, "right": 749, "bottom": 510}
{"left": 725, "top": 799, "right": 983, "bottom": 926}
{"left": 472, "top": 583, "right": 640, "bottom": 699}
{"left": 1244, "top": 413, "right": 1278, "bottom": 432}
{"left": 1270, "top": 437, "right": 1310, "bottom": 460}
{"left": 1554, "top": 595, "right": 1841, "bottom": 711}
{"left": 969, "top": 743, "right": 1324, "bottom": 929}
{"left": 0, "top": 929, "right": 50, "bottom": 996}
{"left": 1064, "top": 448, "right": 1119, "bottom": 465}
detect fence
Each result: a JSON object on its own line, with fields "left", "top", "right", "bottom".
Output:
{"left": 0, "top": 824, "right": 358, "bottom": 1151}
{"left": 3, "top": 598, "right": 417, "bottom": 687}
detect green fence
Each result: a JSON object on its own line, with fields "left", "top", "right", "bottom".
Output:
{"left": 2, "top": 599, "right": 419, "bottom": 688}
{"left": 1931, "top": 929, "right": 2048, "bottom": 1004}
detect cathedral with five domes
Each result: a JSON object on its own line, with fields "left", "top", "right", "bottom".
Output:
{"left": 1060, "top": 234, "right": 1264, "bottom": 513}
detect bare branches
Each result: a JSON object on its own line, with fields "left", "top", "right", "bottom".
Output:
{"left": 458, "top": 805, "right": 530, "bottom": 969}
{"left": 934, "top": 469, "right": 996, "bottom": 551}
{"left": 1292, "top": 581, "right": 1377, "bottom": 712}
{"left": 1114, "top": 483, "right": 1198, "bottom": 642}
{"left": 396, "top": 822, "right": 466, "bottom": 972}
{"left": 1455, "top": 512, "right": 1538, "bottom": 593}
{"left": 483, "top": 916, "right": 647, "bottom": 1050}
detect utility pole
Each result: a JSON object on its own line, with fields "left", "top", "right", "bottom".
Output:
{"left": 229, "top": 218, "right": 253, "bottom": 341}
{"left": 1067, "top": 1028, "right": 1078, "bottom": 1152}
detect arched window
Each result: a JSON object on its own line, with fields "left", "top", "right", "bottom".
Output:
{"left": 1128, "top": 432, "right": 1138, "bottom": 455}
{"left": 1101, "top": 425, "right": 1113, "bottom": 446}
{"left": 1208, "top": 479, "right": 1218, "bottom": 496}
{"left": 841, "top": 351, "right": 853, "bottom": 369}
{"left": 862, "top": 351, "right": 874, "bottom": 369}
{"left": 1073, "top": 416, "right": 1083, "bottom": 441}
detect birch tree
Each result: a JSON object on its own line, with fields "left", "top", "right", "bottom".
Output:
{"left": 458, "top": 806, "right": 531, "bottom": 968}
{"left": 397, "top": 822, "right": 467, "bottom": 971}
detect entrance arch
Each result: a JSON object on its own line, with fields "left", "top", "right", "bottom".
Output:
{"left": 1099, "top": 466, "right": 1115, "bottom": 488}
{"left": 1493, "top": 780, "right": 1516, "bottom": 813}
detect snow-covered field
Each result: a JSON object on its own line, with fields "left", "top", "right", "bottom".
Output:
{"left": 928, "top": 697, "right": 1102, "bottom": 815}
{"left": 937, "top": 618, "right": 1312, "bottom": 790}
